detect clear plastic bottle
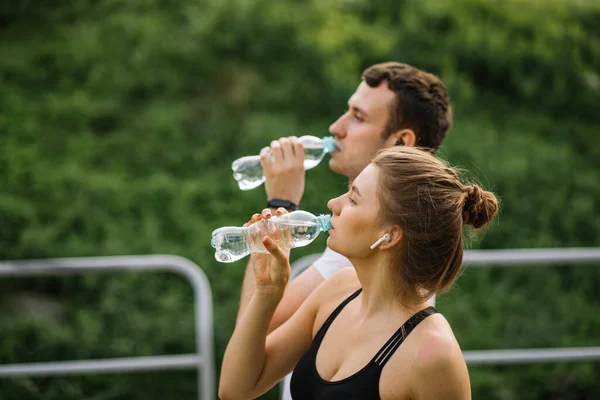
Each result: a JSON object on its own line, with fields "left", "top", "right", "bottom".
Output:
{"left": 211, "top": 210, "right": 331, "bottom": 263}
{"left": 231, "top": 136, "right": 337, "bottom": 191}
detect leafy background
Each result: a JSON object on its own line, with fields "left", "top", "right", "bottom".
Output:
{"left": 0, "top": 0, "right": 599, "bottom": 399}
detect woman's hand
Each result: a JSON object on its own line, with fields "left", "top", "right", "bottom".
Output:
{"left": 245, "top": 207, "right": 292, "bottom": 296}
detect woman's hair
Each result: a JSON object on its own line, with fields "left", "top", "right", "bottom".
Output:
{"left": 372, "top": 147, "right": 499, "bottom": 304}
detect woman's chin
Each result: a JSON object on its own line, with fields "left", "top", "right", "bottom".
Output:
{"left": 326, "top": 236, "right": 334, "bottom": 250}
{"left": 326, "top": 237, "right": 340, "bottom": 254}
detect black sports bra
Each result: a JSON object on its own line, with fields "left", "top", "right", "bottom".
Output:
{"left": 290, "top": 289, "right": 437, "bottom": 399}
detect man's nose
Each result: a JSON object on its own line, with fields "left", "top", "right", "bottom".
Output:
{"left": 329, "top": 114, "right": 346, "bottom": 138}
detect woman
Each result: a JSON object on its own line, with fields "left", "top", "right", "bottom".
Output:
{"left": 219, "top": 147, "right": 499, "bottom": 399}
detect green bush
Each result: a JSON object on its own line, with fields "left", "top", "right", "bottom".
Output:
{"left": 0, "top": 0, "right": 598, "bottom": 398}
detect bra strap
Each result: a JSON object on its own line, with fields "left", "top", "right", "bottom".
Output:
{"left": 373, "top": 306, "right": 438, "bottom": 367}
{"left": 314, "top": 288, "right": 363, "bottom": 341}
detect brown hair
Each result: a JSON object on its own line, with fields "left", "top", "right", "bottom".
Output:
{"left": 372, "top": 147, "right": 499, "bottom": 304}
{"left": 362, "top": 62, "right": 452, "bottom": 152}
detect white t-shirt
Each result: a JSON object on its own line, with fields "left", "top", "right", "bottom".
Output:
{"left": 312, "top": 247, "right": 353, "bottom": 279}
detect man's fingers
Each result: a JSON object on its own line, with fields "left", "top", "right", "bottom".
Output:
{"left": 259, "top": 146, "right": 271, "bottom": 170}
{"left": 270, "top": 140, "right": 283, "bottom": 163}
{"left": 279, "top": 137, "right": 293, "bottom": 162}
{"left": 259, "top": 146, "right": 270, "bottom": 159}
{"left": 289, "top": 136, "right": 304, "bottom": 161}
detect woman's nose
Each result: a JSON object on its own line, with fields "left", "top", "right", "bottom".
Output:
{"left": 327, "top": 196, "right": 341, "bottom": 214}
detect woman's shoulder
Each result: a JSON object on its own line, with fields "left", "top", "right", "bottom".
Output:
{"left": 413, "top": 315, "right": 464, "bottom": 368}
{"left": 383, "top": 313, "right": 471, "bottom": 399}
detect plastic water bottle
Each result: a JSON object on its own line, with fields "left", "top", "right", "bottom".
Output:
{"left": 211, "top": 210, "right": 331, "bottom": 263}
{"left": 231, "top": 136, "right": 337, "bottom": 191}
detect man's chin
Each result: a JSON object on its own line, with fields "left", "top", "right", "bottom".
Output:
{"left": 328, "top": 158, "right": 347, "bottom": 176}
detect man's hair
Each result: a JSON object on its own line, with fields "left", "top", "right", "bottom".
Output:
{"left": 362, "top": 62, "right": 452, "bottom": 152}
{"left": 373, "top": 147, "right": 499, "bottom": 305}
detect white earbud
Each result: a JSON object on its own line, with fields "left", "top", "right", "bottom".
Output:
{"left": 370, "top": 233, "right": 391, "bottom": 250}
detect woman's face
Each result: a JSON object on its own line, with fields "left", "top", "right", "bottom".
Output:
{"left": 326, "top": 164, "right": 386, "bottom": 258}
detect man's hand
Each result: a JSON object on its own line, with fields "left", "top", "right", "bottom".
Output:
{"left": 260, "top": 136, "right": 305, "bottom": 206}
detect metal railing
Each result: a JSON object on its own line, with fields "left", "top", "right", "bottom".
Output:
{"left": 2, "top": 248, "right": 600, "bottom": 400}
{"left": 461, "top": 247, "right": 600, "bottom": 365}
{"left": 0, "top": 255, "right": 215, "bottom": 400}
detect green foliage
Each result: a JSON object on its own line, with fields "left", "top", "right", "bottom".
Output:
{"left": 0, "top": 0, "right": 598, "bottom": 398}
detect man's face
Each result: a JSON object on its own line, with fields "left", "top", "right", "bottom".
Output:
{"left": 328, "top": 80, "right": 396, "bottom": 181}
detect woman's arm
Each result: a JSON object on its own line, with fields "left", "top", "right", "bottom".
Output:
{"left": 219, "top": 218, "right": 319, "bottom": 399}
{"left": 220, "top": 289, "right": 319, "bottom": 399}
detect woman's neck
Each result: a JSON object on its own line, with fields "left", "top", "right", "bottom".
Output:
{"left": 349, "top": 255, "right": 431, "bottom": 321}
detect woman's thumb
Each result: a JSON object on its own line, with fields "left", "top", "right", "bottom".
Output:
{"left": 262, "top": 236, "right": 286, "bottom": 261}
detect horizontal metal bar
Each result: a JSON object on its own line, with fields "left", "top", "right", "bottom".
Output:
{"left": 0, "top": 354, "right": 203, "bottom": 377}
{"left": 464, "top": 347, "right": 600, "bottom": 365}
{"left": 463, "top": 248, "right": 600, "bottom": 267}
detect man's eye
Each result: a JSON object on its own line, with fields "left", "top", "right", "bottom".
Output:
{"left": 353, "top": 114, "right": 364, "bottom": 122}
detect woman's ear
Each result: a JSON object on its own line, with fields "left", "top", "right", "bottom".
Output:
{"left": 378, "top": 226, "right": 402, "bottom": 250}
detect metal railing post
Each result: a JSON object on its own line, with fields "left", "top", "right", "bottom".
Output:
{"left": 0, "top": 255, "right": 215, "bottom": 400}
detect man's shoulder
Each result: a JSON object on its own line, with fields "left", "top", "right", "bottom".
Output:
{"left": 315, "top": 267, "right": 358, "bottom": 296}
{"left": 313, "top": 247, "right": 353, "bottom": 279}
{"left": 318, "top": 247, "right": 351, "bottom": 262}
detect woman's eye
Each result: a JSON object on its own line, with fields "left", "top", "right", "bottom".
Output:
{"left": 349, "top": 197, "right": 357, "bottom": 205}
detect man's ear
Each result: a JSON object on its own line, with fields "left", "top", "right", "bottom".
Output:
{"left": 379, "top": 226, "right": 402, "bottom": 250}
{"left": 388, "top": 129, "right": 416, "bottom": 147}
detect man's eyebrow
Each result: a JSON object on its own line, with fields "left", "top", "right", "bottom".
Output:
{"left": 351, "top": 185, "right": 362, "bottom": 197}
{"left": 348, "top": 104, "right": 367, "bottom": 116}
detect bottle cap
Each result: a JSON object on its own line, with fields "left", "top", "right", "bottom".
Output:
{"left": 317, "top": 215, "right": 332, "bottom": 232}
{"left": 321, "top": 136, "right": 337, "bottom": 153}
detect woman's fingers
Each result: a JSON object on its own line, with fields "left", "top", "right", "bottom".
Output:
{"left": 262, "top": 236, "right": 288, "bottom": 263}
{"left": 275, "top": 207, "right": 288, "bottom": 216}
{"left": 245, "top": 213, "right": 262, "bottom": 226}
{"left": 261, "top": 208, "right": 272, "bottom": 219}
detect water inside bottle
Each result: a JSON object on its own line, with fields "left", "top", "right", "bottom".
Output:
{"left": 232, "top": 142, "right": 329, "bottom": 190}
{"left": 212, "top": 227, "right": 250, "bottom": 263}
{"left": 288, "top": 221, "right": 320, "bottom": 246}
{"left": 303, "top": 146, "right": 328, "bottom": 170}
{"left": 212, "top": 219, "right": 322, "bottom": 262}
{"left": 232, "top": 156, "right": 266, "bottom": 191}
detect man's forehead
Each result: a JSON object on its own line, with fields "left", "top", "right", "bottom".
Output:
{"left": 348, "top": 81, "right": 394, "bottom": 112}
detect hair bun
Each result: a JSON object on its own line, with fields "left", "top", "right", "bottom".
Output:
{"left": 462, "top": 185, "right": 499, "bottom": 229}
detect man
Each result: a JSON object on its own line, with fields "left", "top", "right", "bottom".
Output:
{"left": 236, "top": 61, "right": 452, "bottom": 398}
